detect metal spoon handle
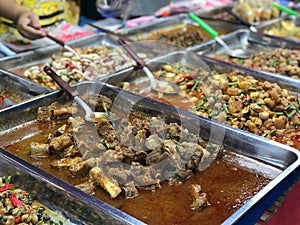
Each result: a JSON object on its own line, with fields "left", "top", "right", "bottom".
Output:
{"left": 225, "top": 8, "right": 258, "bottom": 32}
{"left": 86, "top": 22, "right": 116, "bottom": 36}
{"left": 46, "top": 33, "right": 65, "bottom": 46}
{"left": 43, "top": 65, "right": 79, "bottom": 98}
{"left": 86, "top": 22, "right": 133, "bottom": 42}
{"left": 215, "top": 37, "right": 233, "bottom": 55}
{"left": 118, "top": 38, "right": 147, "bottom": 68}
{"left": 225, "top": 8, "right": 252, "bottom": 27}
{"left": 142, "top": 67, "right": 158, "bottom": 88}
{"left": 46, "top": 34, "right": 80, "bottom": 57}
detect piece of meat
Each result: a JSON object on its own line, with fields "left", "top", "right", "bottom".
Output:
{"left": 49, "top": 133, "right": 74, "bottom": 152}
{"left": 190, "top": 184, "right": 210, "bottom": 210}
{"left": 182, "top": 142, "right": 204, "bottom": 171}
{"left": 30, "top": 142, "right": 50, "bottom": 157}
{"left": 75, "top": 180, "right": 95, "bottom": 194}
{"left": 89, "top": 166, "right": 122, "bottom": 198}
{"left": 50, "top": 157, "right": 82, "bottom": 169}
{"left": 123, "top": 181, "right": 139, "bottom": 199}
{"left": 145, "top": 134, "right": 162, "bottom": 150}
{"left": 68, "top": 116, "right": 85, "bottom": 133}
{"left": 95, "top": 120, "right": 117, "bottom": 143}
{"left": 69, "top": 157, "right": 98, "bottom": 175}
{"left": 37, "top": 106, "right": 52, "bottom": 122}
{"left": 134, "top": 129, "right": 147, "bottom": 149}
{"left": 53, "top": 106, "right": 75, "bottom": 119}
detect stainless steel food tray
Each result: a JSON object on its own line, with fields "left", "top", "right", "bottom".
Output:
{"left": 194, "top": 4, "right": 242, "bottom": 24}
{"left": 101, "top": 49, "right": 300, "bottom": 93}
{"left": 0, "top": 33, "right": 119, "bottom": 71}
{"left": 116, "top": 13, "right": 246, "bottom": 51}
{"left": 0, "top": 81, "right": 299, "bottom": 225}
{"left": 0, "top": 147, "right": 140, "bottom": 225}
{"left": 0, "top": 67, "right": 49, "bottom": 111}
{"left": 195, "top": 28, "right": 300, "bottom": 56}
{"left": 256, "top": 17, "right": 300, "bottom": 45}
{"left": 195, "top": 3, "right": 285, "bottom": 27}
{"left": 193, "top": 28, "right": 300, "bottom": 81}
{"left": 0, "top": 32, "right": 162, "bottom": 91}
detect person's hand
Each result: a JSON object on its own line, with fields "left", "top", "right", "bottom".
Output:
{"left": 15, "top": 10, "right": 47, "bottom": 40}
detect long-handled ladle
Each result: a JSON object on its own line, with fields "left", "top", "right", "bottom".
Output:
{"left": 189, "top": 13, "right": 251, "bottom": 59}
{"left": 43, "top": 65, "right": 120, "bottom": 123}
{"left": 117, "top": 38, "right": 182, "bottom": 95}
{"left": 46, "top": 33, "right": 80, "bottom": 58}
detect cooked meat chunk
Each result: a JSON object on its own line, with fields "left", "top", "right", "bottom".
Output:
{"left": 123, "top": 181, "right": 139, "bottom": 199}
{"left": 68, "top": 116, "right": 85, "bottom": 133}
{"left": 49, "top": 133, "right": 74, "bottom": 152}
{"left": 90, "top": 166, "right": 122, "bottom": 198}
{"left": 82, "top": 93, "right": 113, "bottom": 112}
{"left": 145, "top": 134, "right": 162, "bottom": 150}
{"left": 190, "top": 184, "right": 210, "bottom": 211}
{"left": 75, "top": 180, "right": 96, "bottom": 194}
{"left": 69, "top": 157, "right": 98, "bottom": 175}
{"left": 96, "top": 120, "right": 117, "bottom": 143}
{"left": 50, "top": 157, "right": 82, "bottom": 169}
{"left": 30, "top": 142, "right": 49, "bottom": 157}
{"left": 37, "top": 106, "right": 52, "bottom": 122}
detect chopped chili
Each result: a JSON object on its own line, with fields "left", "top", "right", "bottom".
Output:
{"left": 10, "top": 192, "right": 24, "bottom": 207}
{"left": 0, "top": 184, "right": 14, "bottom": 192}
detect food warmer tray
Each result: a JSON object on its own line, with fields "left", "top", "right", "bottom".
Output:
{"left": 101, "top": 49, "right": 300, "bottom": 100}
{"left": 115, "top": 13, "right": 246, "bottom": 51}
{"left": 195, "top": 28, "right": 300, "bottom": 56}
{"left": 0, "top": 81, "right": 299, "bottom": 225}
{"left": 256, "top": 17, "right": 300, "bottom": 45}
{"left": 192, "top": 28, "right": 300, "bottom": 83}
{"left": 0, "top": 67, "right": 49, "bottom": 111}
{"left": 0, "top": 33, "right": 119, "bottom": 71}
{"left": 194, "top": 3, "right": 285, "bottom": 28}
{"left": 193, "top": 4, "right": 243, "bottom": 25}
{"left": 99, "top": 50, "right": 300, "bottom": 152}
{"left": 0, "top": 147, "right": 140, "bottom": 225}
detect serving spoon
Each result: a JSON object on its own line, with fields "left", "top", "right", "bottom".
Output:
{"left": 86, "top": 22, "right": 134, "bottom": 42}
{"left": 43, "top": 65, "right": 120, "bottom": 123}
{"left": 189, "top": 13, "right": 251, "bottom": 59}
{"left": 46, "top": 33, "right": 81, "bottom": 58}
{"left": 118, "top": 38, "right": 182, "bottom": 95}
{"left": 225, "top": 8, "right": 258, "bottom": 33}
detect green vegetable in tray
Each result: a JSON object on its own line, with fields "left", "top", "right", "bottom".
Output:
{"left": 0, "top": 176, "right": 65, "bottom": 225}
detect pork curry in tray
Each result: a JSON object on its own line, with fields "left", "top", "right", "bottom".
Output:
{"left": 0, "top": 91, "right": 280, "bottom": 225}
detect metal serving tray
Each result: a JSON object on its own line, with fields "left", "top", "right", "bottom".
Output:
{"left": 0, "top": 147, "right": 139, "bottom": 225}
{"left": 0, "top": 33, "right": 116, "bottom": 70}
{"left": 194, "top": 4, "right": 241, "bottom": 24}
{"left": 0, "top": 81, "right": 299, "bottom": 225}
{"left": 193, "top": 29, "right": 300, "bottom": 82}
{"left": 256, "top": 17, "right": 300, "bottom": 45}
{"left": 195, "top": 28, "right": 300, "bottom": 57}
{"left": 0, "top": 67, "right": 49, "bottom": 111}
{"left": 195, "top": 3, "right": 285, "bottom": 27}
{"left": 116, "top": 13, "right": 246, "bottom": 51}
{"left": 101, "top": 49, "right": 300, "bottom": 94}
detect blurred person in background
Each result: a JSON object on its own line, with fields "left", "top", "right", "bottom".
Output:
{"left": 0, "top": 0, "right": 46, "bottom": 40}
{"left": 0, "top": 0, "right": 80, "bottom": 40}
